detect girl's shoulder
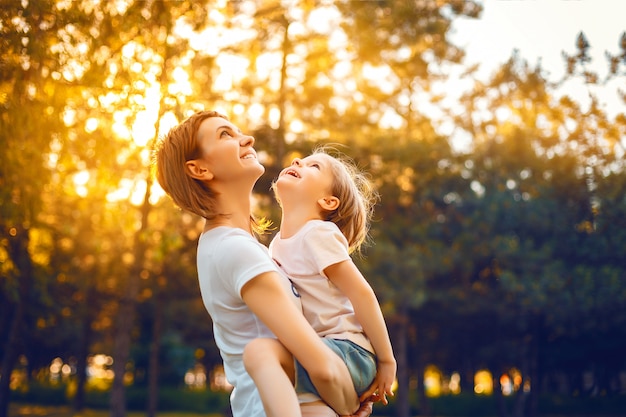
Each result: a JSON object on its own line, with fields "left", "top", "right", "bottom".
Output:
{"left": 302, "top": 219, "right": 340, "bottom": 235}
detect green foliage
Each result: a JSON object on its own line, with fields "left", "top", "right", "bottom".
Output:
{"left": 1, "top": 2, "right": 626, "bottom": 417}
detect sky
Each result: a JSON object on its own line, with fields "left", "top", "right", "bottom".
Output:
{"left": 449, "top": 0, "right": 625, "bottom": 117}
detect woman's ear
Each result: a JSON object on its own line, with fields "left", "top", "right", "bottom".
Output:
{"left": 185, "top": 160, "right": 214, "bottom": 181}
{"left": 317, "top": 196, "right": 339, "bottom": 211}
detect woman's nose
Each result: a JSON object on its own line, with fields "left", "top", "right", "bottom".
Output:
{"left": 240, "top": 133, "right": 254, "bottom": 147}
{"left": 291, "top": 158, "right": 301, "bottom": 166}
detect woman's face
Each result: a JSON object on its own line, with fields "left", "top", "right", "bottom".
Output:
{"left": 190, "top": 116, "right": 265, "bottom": 184}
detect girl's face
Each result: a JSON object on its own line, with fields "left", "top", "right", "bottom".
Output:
{"left": 186, "top": 116, "right": 264, "bottom": 184}
{"left": 275, "top": 153, "right": 339, "bottom": 213}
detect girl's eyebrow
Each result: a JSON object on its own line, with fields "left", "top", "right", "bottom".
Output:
{"left": 305, "top": 157, "right": 325, "bottom": 166}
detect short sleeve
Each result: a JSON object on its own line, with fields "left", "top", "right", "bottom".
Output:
{"left": 301, "top": 222, "right": 350, "bottom": 276}
{"left": 213, "top": 234, "right": 279, "bottom": 297}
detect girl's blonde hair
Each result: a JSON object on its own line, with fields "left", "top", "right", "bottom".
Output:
{"left": 317, "top": 147, "right": 378, "bottom": 254}
{"left": 152, "top": 110, "right": 266, "bottom": 233}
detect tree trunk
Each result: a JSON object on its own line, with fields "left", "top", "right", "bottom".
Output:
{"left": 415, "top": 361, "right": 430, "bottom": 417}
{"left": 109, "top": 179, "right": 152, "bottom": 417}
{"left": 0, "top": 305, "right": 22, "bottom": 417}
{"left": 528, "top": 314, "right": 542, "bottom": 417}
{"left": 393, "top": 307, "right": 411, "bottom": 417}
{"left": 0, "top": 226, "right": 34, "bottom": 417}
{"left": 276, "top": 14, "right": 289, "bottom": 167}
{"left": 147, "top": 295, "right": 163, "bottom": 417}
{"left": 73, "top": 286, "right": 96, "bottom": 412}
{"left": 72, "top": 318, "right": 89, "bottom": 411}
{"left": 494, "top": 366, "right": 508, "bottom": 417}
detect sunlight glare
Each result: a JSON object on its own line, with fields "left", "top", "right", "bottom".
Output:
{"left": 130, "top": 180, "right": 147, "bottom": 206}
{"left": 307, "top": 6, "right": 340, "bottom": 34}
{"left": 424, "top": 365, "right": 442, "bottom": 396}
{"left": 209, "top": 8, "right": 225, "bottom": 25}
{"left": 169, "top": 67, "right": 192, "bottom": 96}
{"left": 158, "top": 112, "right": 179, "bottom": 137}
{"left": 122, "top": 42, "right": 136, "bottom": 59}
{"left": 73, "top": 170, "right": 89, "bottom": 198}
{"left": 379, "top": 108, "right": 404, "bottom": 130}
{"left": 105, "top": 178, "right": 147, "bottom": 206}
{"left": 233, "top": 104, "right": 245, "bottom": 116}
{"left": 113, "top": 110, "right": 131, "bottom": 140}
{"left": 268, "top": 107, "right": 281, "bottom": 130}
{"left": 329, "top": 97, "right": 349, "bottom": 115}
{"left": 290, "top": 119, "right": 303, "bottom": 133}
{"left": 362, "top": 64, "right": 395, "bottom": 95}
{"left": 63, "top": 108, "right": 76, "bottom": 126}
{"left": 256, "top": 52, "right": 282, "bottom": 81}
{"left": 248, "top": 103, "right": 264, "bottom": 123}
{"left": 149, "top": 182, "right": 166, "bottom": 205}
{"left": 132, "top": 84, "right": 161, "bottom": 147}
{"left": 132, "top": 110, "right": 156, "bottom": 147}
{"left": 85, "top": 117, "right": 98, "bottom": 133}
{"left": 106, "top": 179, "right": 131, "bottom": 203}
{"left": 73, "top": 170, "right": 89, "bottom": 186}
{"left": 474, "top": 370, "right": 493, "bottom": 395}
{"left": 217, "top": 55, "right": 249, "bottom": 90}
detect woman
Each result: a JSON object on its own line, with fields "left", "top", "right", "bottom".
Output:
{"left": 153, "top": 110, "right": 373, "bottom": 417}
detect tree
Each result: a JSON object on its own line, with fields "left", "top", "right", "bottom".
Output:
{"left": 0, "top": 1, "right": 100, "bottom": 415}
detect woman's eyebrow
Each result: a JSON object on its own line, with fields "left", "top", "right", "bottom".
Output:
{"left": 216, "top": 124, "right": 242, "bottom": 134}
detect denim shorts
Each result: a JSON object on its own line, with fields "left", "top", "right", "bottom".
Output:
{"left": 295, "top": 338, "right": 377, "bottom": 397}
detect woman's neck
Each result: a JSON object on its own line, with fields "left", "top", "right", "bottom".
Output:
{"left": 204, "top": 191, "right": 254, "bottom": 234}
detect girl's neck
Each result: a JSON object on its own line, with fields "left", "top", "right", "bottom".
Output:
{"left": 279, "top": 207, "right": 322, "bottom": 239}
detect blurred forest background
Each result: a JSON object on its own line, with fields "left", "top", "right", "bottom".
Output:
{"left": 1, "top": 1, "right": 626, "bottom": 417}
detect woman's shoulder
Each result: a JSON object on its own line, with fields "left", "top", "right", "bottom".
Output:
{"left": 200, "top": 227, "right": 267, "bottom": 254}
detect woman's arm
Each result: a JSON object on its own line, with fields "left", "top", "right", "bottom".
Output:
{"left": 241, "top": 271, "right": 360, "bottom": 415}
{"left": 325, "top": 260, "right": 397, "bottom": 404}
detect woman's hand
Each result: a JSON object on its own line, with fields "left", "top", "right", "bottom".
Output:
{"left": 340, "top": 394, "right": 380, "bottom": 417}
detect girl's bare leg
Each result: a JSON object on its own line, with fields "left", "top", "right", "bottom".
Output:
{"left": 243, "top": 338, "right": 301, "bottom": 417}
{"left": 304, "top": 347, "right": 359, "bottom": 415}
{"left": 301, "top": 401, "right": 337, "bottom": 417}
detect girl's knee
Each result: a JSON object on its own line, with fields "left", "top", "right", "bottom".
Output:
{"left": 243, "top": 338, "right": 284, "bottom": 370}
{"left": 243, "top": 338, "right": 269, "bottom": 372}
{"left": 243, "top": 338, "right": 295, "bottom": 381}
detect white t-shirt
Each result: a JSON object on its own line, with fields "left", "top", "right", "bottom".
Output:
{"left": 196, "top": 226, "right": 301, "bottom": 417}
{"left": 269, "top": 220, "right": 374, "bottom": 353}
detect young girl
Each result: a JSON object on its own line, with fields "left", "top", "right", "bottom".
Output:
{"left": 153, "top": 111, "right": 372, "bottom": 417}
{"left": 243, "top": 147, "right": 396, "bottom": 416}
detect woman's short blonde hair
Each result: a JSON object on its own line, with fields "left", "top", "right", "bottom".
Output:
{"left": 153, "top": 110, "right": 226, "bottom": 220}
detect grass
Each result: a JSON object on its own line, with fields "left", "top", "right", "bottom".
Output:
{"left": 8, "top": 404, "right": 225, "bottom": 417}
{"left": 9, "top": 403, "right": 626, "bottom": 417}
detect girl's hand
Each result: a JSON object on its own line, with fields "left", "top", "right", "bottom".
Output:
{"left": 358, "top": 359, "right": 396, "bottom": 405}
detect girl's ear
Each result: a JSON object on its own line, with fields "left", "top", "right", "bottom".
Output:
{"left": 317, "top": 196, "right": 339, "bottom": 211}
{"left": 185, "top": 160, "right": 214, "bottom": 181}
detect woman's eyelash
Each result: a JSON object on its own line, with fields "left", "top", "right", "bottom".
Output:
{"left": 220, "top": 130, "right": 233, "bottom": 137}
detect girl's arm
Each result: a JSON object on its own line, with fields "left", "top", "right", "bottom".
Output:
{"left": 241, "top": 271, "right": 360, "bottom": 416}
{"left": 325, "top": 260, "right": 397, "bottom": 404}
